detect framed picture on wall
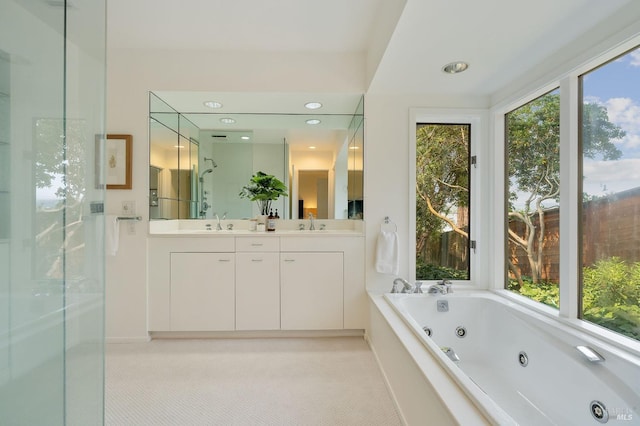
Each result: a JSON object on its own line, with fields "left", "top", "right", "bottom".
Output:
{"left": 105, "top": 134, "right": 132, "bottom": 189}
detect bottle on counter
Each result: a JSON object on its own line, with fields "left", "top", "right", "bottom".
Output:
{"left": 267, "top": 209, "right": 276, "bottom": 232}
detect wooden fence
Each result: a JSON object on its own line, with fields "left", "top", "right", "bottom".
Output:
{"left": 419, "top": 187, "right": 640, "bottom": 282}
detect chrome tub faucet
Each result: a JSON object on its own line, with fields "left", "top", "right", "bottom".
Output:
{"left": 391, "top": 278, "right": 417, "bottom": 293}
{"left": 427, "top": 279, "right": 453, "bottom": 295}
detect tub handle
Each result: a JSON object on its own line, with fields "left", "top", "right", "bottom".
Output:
{"left": 576, "top": 345, "right": 605, "bottom": 362}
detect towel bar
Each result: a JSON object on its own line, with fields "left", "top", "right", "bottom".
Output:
{"left": 117, "top": 216, "right": 142, "bottom": 221}
{"left": 382, "top": 216, "right": 398, "bottom": 232}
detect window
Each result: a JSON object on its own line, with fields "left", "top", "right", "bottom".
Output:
{"left": 415, "top": 123, "right": 470, "bottom": 280}
{"left": 501, "top": 44, "right": 640, "bottom": 343}
{"left": 580, "top": 46, "right": 640, "bottom": 340}
{"left": 505, "top": 90, "right": 561, "bottom": 308}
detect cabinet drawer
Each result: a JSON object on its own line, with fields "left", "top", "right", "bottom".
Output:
{"left": 236, "top": 236, "right": 279, "bottom": 252}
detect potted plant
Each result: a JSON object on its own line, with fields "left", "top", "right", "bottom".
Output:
{"left": 239, "top": 171, "right": 288, "bottom": 215}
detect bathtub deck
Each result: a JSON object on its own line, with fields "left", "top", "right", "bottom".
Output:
{"left": 461, "top": 361, "right": 560, "bottom": 425}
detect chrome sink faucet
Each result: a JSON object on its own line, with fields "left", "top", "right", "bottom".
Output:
{"left": 427, "top": 279, "right": 453, "bottom": 295}
{"left": 308, "top": 212, "right": 315, "bottom": 230}
{"left": 214, "top": 212, "right": 227, "bottom": 231}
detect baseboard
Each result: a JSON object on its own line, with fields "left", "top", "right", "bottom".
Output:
{"left": 148, "top": 329, "right": 365, "bottom": 340}
{"left": 106, "top": 336, "right": 152, "bottom": 344}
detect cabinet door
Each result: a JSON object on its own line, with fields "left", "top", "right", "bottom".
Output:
{"left": 280, "top": 252, "right": 343, "bottom": 330}
{"left": 235, "top": 252, "right": 280, "bottom": 330}
{"left": 170, "top": 252, "right": 235, "bottom": 331}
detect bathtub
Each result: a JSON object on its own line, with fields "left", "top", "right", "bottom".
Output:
{"left": 375, "top": 291, "right": 640, "bottom": 425}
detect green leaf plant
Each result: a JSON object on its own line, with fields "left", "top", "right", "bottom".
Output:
{"left": 239, "top": 171, "right": 288, "bottom": 216}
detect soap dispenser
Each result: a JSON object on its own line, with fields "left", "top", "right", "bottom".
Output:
{"left": 267, "top": 209, "right": 276, "bottom": 232}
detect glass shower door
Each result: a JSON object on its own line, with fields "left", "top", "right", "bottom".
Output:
{"left": 0, "top": 0, "right": 106, "bottom": 424}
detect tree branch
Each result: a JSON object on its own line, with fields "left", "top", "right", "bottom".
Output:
{"left": 435, "top": 178, "right": 468, "bottom": 192}
{"left": 418, "top": 189, "right": 468, "bottom": 238}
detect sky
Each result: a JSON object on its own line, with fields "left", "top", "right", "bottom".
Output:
{"left": 582, "top": 47, "right": 640, "bottom": 197}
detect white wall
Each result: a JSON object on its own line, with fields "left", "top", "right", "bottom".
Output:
{"left": 105, "top": 48, "right": 366, "bottom": 340}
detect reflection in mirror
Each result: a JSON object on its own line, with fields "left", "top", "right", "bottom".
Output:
{"left": 149, "top": 92, "right": 364, "bottom": 220}
{"left": 348, "top": 97, "right": 364, "bottom": 219}
{"left": 149, "top": 95, "right": 200, "bottom": 219}
{"left": 298, "top": 170, "right": 329, "bottom": 219}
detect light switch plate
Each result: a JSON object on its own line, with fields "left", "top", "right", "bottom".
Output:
{"left": 121, "top": 200, "right": 136, "bottom": 215}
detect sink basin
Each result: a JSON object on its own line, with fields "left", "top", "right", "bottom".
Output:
{"left": 150, "top": 228, "right": 362, "bottom": 236}
{"left": 168, "top": 229, "right": 241, "bottom": 234}
{"left": 275, "top": 229, "right": 359, "bottom": 234}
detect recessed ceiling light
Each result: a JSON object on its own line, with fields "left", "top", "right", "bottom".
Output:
{"left": 306, "top": 119, "right": 321, "bottom": 125}
{"left": 304, "top": 102, "right": 322, "bottom": 110}
{"left": 309, "top": 146, "right": 317, "bottom": 149}
{"left": 220, "top": 117, "right": 236, "bottom": 124}
{"left": 174, "top": 145, "right": 185, "bottom": 149}
{"left": 203, "top": 101, "right": 222, "bottom": 109}
{"left": 442, "top": 61, "right": 469, "bottom": 74}
{"left": 241, "top": 136, "right": 250, "bottom": 140}
{"left": 349, "top": 146, "right": 360, "bottom": 150}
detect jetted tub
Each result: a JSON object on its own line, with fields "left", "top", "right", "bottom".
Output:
{"left": 382, "top": 291, "right": 640, "bottom": 425}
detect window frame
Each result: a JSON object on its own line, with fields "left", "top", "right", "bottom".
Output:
{"left": 490, "top": 36, "right": 640, "bottom": 355}
{"left": 410, "top": 108, "right": 487, "bottom": 288}
{"left": 503, "top": 88, "right": 563, "bottom": 308}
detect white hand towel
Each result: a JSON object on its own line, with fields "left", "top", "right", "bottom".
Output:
{"left": 376, "top": 229, "right": 399, "bottom": 275}
{"left": 105, "top": 215, "right": 120, "bottom": 256}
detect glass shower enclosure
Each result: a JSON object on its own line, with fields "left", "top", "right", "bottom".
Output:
{"left": 0, "top": 0, "right": 106, "bottom": 424}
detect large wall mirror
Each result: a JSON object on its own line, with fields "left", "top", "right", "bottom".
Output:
{"left": 149, "top": 92, "right": 364, "bottom": 221}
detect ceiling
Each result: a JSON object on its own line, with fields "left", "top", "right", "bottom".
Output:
{"left": 107, "top": 0, "right": 640, "bottom": 99}
{"left": 368, "top": 0, "right": 637, "bottom": 97}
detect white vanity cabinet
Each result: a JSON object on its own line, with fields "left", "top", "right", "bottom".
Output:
{"left": 280, "top": 252, "right": 343, "bottom": 330}
{"left": 280, "top": 236, "right": 365, "bottom": 330}
{"left": 235, "top": 237, "right": 280, "bottom": 330}
{"left": 170, "top": 252, "right": 235, "bottom": 331}
{"left": 148, "top": 232, "right": 365, "bottom": 333}
{"left": 147, "top": 237, "right": 235, "bottom": 331}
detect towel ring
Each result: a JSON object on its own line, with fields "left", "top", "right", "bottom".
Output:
{"left": 382, "top": 216, "right": 398, "bottom": 232}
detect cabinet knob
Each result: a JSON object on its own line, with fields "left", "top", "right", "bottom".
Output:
{"left": 251, "top": 258, "right": 263, "bottom": 262}
{"left": 283, "top": 259, "right": 295, "bottom": 262}
{"left": 251, "top": 243, "right": 263, "bottom": 247}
